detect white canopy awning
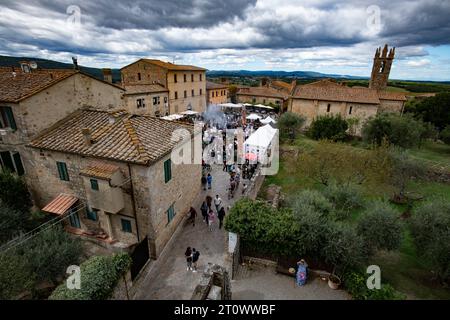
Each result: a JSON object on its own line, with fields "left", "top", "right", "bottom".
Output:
{"left": 161, "top": 114, "right": 185, "bottom": 121}
{"left": 260, "top": 116, "right": 277, "bottom": 124}
{"left": 180, "top": 110, "right": 198, "bottom": 115}
{"left": 246, "top": 113, "right": 262, "bottom": 120}
{"left": 242, "top": 103, "right": 254, "bottom": 107}
{"left": 219, "top": 103, "right": 243, "bottom": 108}
{"left": 244, "top": 124, "right": 278, "bottom": 150}
{"left": 254, "top": 104, "right": 274, "bottom": 110}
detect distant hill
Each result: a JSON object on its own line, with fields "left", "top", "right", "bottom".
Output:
{"left": 206, "top": 69, "right": 368, "bottom": 80}
{"left": 0, "top": 55, "right": 122, "bottom": 83}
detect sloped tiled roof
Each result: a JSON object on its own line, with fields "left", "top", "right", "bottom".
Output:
{"left": 292, "top": 79, "right": 381, "bottom": 104}
{"left": 121, "top": 59, "right": 206, "bottom": 71}
{"left": 237, "top": 86, "right": 288, "bottom": 99}
{"left": 80, "top": 161, "right": 121, "bottom": 180}
{"left": 28, "top": 109, "right": 194, "bottom": 166}
{"left": 42, "top": 194, "right": 78, "bottom": 215}
{"left": 206, "top": 81, "right": 228, "bottom": 90}
{"left": 0, "top": 69, "right": 77, "bottom": 102}
{"left": 377, "top": 90, "right": 407, "bottom": 101}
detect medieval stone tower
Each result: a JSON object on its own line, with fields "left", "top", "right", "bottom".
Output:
{"left": 369, "top": 44, "right": 395, "bottom": 90}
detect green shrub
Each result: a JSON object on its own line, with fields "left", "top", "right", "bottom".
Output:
{"left": 0, "top": 171, "right": 32, "bottom": 213}
{"left": 343, "top": 270, "right": 405, "bottom": 300}
{"left": 362, "top": 113, "right": 429, "bottom": 148}
{"left": 440, "top": 125, "right": 450, "bottom": 145}
{"left": 20, "top": 226, "right": 82, "bottom": 284}
{"left": 289, "top": 189, "right": 333, "bottom": 217}
{"left": 49, "top": 253, "right": 131, "bottom": 300}
{"left": 321, "top": 223, "right": 367, "bottom": 273}
{"left": 308, "top": 114, "right": 348, "bottom": 141}
{"left": 0, "top": 251, "right": 35, "bottom": 299}
{"left": 409, "top": 200, "right": 450, "bottom": 282}
{"left": 323, "top": 182, "right": 365, "bottom": 220}
{"left": 357, "top": 201, "right": 403, "bottom": 254}
{"left": 278, "top": 112, "right": 305, "bottom": 140}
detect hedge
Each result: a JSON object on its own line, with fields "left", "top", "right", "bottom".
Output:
{"left": 49, "top": 253, "right": 131, "bottom": 300}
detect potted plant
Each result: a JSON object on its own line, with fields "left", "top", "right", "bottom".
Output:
{"left": 328, "top": 273, "right": 341, "bottom": 290}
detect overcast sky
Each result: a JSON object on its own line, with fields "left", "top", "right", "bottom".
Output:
{"left": 0, "top": 0, "right": 449, "bottom": 80}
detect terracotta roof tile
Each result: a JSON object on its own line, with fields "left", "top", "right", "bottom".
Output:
{"left": 28, "top": 109, "right": 194, "bottom": 165}
{"left": 0, "top": 69, "right": 76, "bottom": 102}
{"left": 237, "top": 86, "right": 288, "bottom": 99}
{"left": 42, "top": 194, "right": 78, "bottom": 215}
{"left": 80, "top": 161, "right": 120, "bottom": 180}
{"left": 377, "top": 90, "right": 407, "bottom": 101}
{"left": 206, "top": 81, "right": 228, "bottom": 90}
{"left": 292, "top": 79, "right": 380, "bottom": 104}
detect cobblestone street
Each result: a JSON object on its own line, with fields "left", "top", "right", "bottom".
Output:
{"left": 133, "top": 164, "right": 246, "bottom": 299}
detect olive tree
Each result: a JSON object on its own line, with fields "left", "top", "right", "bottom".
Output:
{"left": 409, "top": 200, "right": 450, "bottom": 283}
{"left": 278, "top": 112, "right": 306, "bottom": 140}
{"left": 357, "top": 201, "right": 403, "bottom": 254}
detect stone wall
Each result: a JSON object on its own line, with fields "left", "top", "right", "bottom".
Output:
{"left": 123, "top": 91, "right": 169, "bottom": 116}
{"left": 191, "top": 263, "right": 232, "bottom": 300}
{"left": 167, "top": 70, "right": 207, "bottom": 114}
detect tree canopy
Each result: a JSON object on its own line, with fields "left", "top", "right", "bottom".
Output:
{"left": 308, "top": 114, "right": 348, "bottom": 141}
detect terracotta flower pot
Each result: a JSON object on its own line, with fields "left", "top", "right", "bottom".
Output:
{"left": 328, "top": 274, "right": 341, "bottom": 290}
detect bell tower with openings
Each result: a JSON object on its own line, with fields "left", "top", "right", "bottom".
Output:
{"left": 369, "top": 44, "right": 395, "bottom": 90}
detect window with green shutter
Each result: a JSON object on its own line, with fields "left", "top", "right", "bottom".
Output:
{"left": 90, "top": 179, "right": 99, "bottom": 190}
{"left": 86, "top": 207, "right": 98, "bottom": 221}
{"left": 121, "top": 219, "right": 132, "bottom": 233}
{"left": 167, "top": 204, "right": 175, "bottom": 225}
{"left": 164, "top": 159, "right": 172, "bottom": 183}
{"left": 0, "top": 106, "right": 17, "bottom": 130}
{"left": 56, "top": 161, "right": 69, "bottom": 181}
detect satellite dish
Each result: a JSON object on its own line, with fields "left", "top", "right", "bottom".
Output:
{"left": 29, "top": 61, "right": 38, "bottom": 69}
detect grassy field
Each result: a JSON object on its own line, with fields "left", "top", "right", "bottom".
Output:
{"left": 260, "top": 135, "right": 450, "bottom": 299}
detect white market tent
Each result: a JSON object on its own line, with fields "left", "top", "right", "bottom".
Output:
{"left": 242, "top": 103, "right": 254, "bottom": 107}
{"left": 161, "top": 114, "right": 185, "bottom": 121}
{"left": 260, "top": 116, "right": 277, "bottom": 124}
{"left": 244, "top": 124, "right": 278, "bottom": 163}
{"left": 218, "top": 103, "right": 243, "bottom": 108}
{"left": 255, "top": 104, "right": 274, "bottom": 110}
{"left": 246, "top": 113, "right": 262, "bottom": 120}
{"left": 180, "top": 110, "right": 199, "bottom": 115}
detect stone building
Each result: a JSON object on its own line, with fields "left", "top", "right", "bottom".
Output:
{"left": 0, "top": 67, "right": 125, "bottom": 179}
{"left": 288, "top": 45, "right": 406, "bottom": 134}
{"left": 120, "top": 59, "right": 207, "bottom": 114}
{"left": 206, "top": 81, "right": 229, "bottom": 105}
{"left": 27, "top": 108, "right": 201, "bottom": 259}
{"left": 236, "top": 85, "right": 289, "bottom": 109}
{"left": 122, "top": 84, "right": 169, "bottom": 117}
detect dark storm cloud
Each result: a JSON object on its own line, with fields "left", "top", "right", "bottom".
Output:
{"left": 4, "top": 0, "right": 257, "bottom": 30}
{"left": 0, "top": 0, "right": 449, "bottom": 59}
{"left": 378, "top": 0, "right": 450, "bottom": 47}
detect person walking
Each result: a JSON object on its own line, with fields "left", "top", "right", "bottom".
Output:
{"left": 185, "top": 247, "right": 192, "bottom": 271}
{"left": 214, "top": 195, "right": 223, "bottom": 213}
{"left": 206, "top": 195, "right": 213, "bottom": 210}
{"left": 200, "top": 201, "right": 208, "bottom": 224}
{"left": 208, "top": 209, "right": 215, "bottom": 231}
{"left": 218, "top": 206, "right": 226, "bottom": 229}
{"left": 201, "top": 174, "right": 207, "bottom": 191}
{"left": 207, "top": 173, "right": 212, "bottom": 190}
{"left": 187, "top": 206, "right": 197, "bottom": 227}
{"left": 192, "top": 248, "right": 200, "bottom": 272}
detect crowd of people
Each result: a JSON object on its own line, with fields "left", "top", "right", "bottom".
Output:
{"left": 183, "top": 105, "right": 271, "bottom": 274}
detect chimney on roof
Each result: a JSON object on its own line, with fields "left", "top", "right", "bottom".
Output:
{"left": 19, "top": 61, "right": 31, "bottom": 73}
{"left": 102, "top": 68, "right": 113, "bottom": 83}
{"left": 81, "top": 128, "right": 92, "bottom": 147}
{"left": 72, "top": 57, "right": 79, "bottom": 70}
{"left": 108, "top": 114, "right": 116, "bottom": 124}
